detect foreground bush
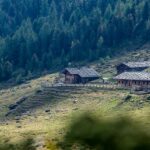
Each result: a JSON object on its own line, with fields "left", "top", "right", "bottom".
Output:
{"left": 62, "top": 114, "right": 150, "bottom": 150}
{"left": 0, "top": 138, "right": 35, "bottom": 150}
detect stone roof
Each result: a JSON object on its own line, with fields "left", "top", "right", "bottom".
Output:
{"left": 63, "top": 67, "right": 100, "bottom": 78}
{"left": 114, "top": 72, "right": 150, "bottom": 81}
{"left": 122, "top": 61, "right": 150, "bottom": 68}
{"left": 64, "top": 68, "right": 79, "bottom": 75}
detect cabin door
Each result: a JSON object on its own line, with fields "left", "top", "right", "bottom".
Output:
{"left": 75, "top": 75, "right": 81, "bottom": 83}
{"left": 128, "top": 81, "right": 131, "bottom": 87}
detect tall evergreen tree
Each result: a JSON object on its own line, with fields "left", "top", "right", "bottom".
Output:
{"left": 142, "top": 1, "right": 149, "bottom": 21}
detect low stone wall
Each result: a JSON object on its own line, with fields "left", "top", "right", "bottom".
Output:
{"left": 41, "top": 82, "right": 128, "bottom": 90}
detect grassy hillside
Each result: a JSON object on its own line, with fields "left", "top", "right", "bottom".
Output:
{"left": 1, "top": 45, "right": 150, "bottom": 148}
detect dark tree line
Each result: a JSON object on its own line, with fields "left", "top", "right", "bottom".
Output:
{"left": 0, "top": 0, "right": 150, "bottom": 82}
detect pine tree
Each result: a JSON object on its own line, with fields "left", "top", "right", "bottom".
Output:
{"left": 5, "top": 61, "right": 13, "bottom": 76}
{"left": 97, "top": 36, "right": 104, "bottom": 49}
{"left": 40, "top": 0, "right": 49, "bottom": 16}
{"left": 39, "top": 22, "right": 51, "bottom": 51}
{"left": 114, "top": 0, "right": 125, "bottom": 18}
{"left": 142, "top": 1, "right": 149, "bottom": 21}
{"left": 70, "top": 40, "right": 81, "bottom": 61}
{"left": 31, "top": 54, "right": 40, "bottom": 71}
{"left": 104, "top": 4, "right": 112, "bottom": 20}
{"left": 49, "top": 0, "right": 58, "bottom": 23}
{"left": 145, "top": 19, "right": 150, "bottom": 40}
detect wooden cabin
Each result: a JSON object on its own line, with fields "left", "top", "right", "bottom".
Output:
{"left": 114, "top": 72, "right": 150, "bottom": 89}
{"left": 62, "top": 67, "right": 100, "bottom": 84}
{"left": 116, "top": 61, "right": 150, "bottom": 74}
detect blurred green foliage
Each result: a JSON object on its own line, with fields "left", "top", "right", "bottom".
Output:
{"left": 62, "top": 114, "right": 150, "bottom": 150}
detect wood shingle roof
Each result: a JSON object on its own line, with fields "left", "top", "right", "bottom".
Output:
{"left": 63, "top": 67, "right": 100, "bottom": 78}
{"left": 114, "top": 72, "right": 150, "bottom": 81}
{"left": 122, "top": 61, "right": 150, "bottom": 68}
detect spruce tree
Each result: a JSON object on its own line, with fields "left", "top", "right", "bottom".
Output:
{"left": 142, "top": 1, "right": 149, "bottom": 21}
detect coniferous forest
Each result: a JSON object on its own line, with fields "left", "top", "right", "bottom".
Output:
{"left": 0, "top": 0, "right": 150, "bottom": 82}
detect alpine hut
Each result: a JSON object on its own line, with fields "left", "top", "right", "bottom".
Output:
{"left": 62, "top": 67, "right": 100, "bottom": 84}
{"left": 114, "top": 72, "right": 150, "bottom": 88}
{"left": 116, "top": 61, "right": 150, "bottom": 74}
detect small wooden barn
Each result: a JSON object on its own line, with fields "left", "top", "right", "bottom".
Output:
{"left": 116, "top": 61, "right": 150, "bottom": 74}
{"left": 114, "top": 72, "right": 150, "bottom": 88}
{"left": 62, "top": 67, "right": 100, "bottom": 84}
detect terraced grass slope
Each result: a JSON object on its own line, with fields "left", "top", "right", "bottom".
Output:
{"left": 6, "top": 86, "right": 94, "bottom": 117}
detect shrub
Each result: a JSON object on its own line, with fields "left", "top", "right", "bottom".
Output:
{"left": 124, "top": 95, "right": 132, "bottom": 101}
{"left": 147, "top": 96, "right": 150, "bottom": 101}
{"left": 15, "top": 74, "right": 23, "bottom": 84}
{"left": 45, "top": 140, "right": 58, "bottom": 150}
{"left": 62, "top": 113, "right": 150, "bottom": 150}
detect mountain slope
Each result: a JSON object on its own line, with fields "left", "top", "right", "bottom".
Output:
{"left": 0, "top": 0, "right": 149, "bottom": 82}
{"left": 1, "top": 45, "right": 150, "bottom": 144}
